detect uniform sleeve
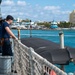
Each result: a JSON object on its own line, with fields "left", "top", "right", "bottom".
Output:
{"left": 3, "top": 22, "right": 9, "bottom": 29}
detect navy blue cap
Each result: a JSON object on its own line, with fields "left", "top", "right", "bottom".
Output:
{"left": 6, "top": 15, "right": 14, "bottom": 20}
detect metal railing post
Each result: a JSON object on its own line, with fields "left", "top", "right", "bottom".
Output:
{"left": 29, "top": 47, "right": 34, "bottom": 75}
{"left": 59, "top": 31, "right": 65, "bottom": 71}
{"left": 17, "top": 28, "right": 20, "bottom": 40}
{"left": 30, "top": 20, "right": 32, "bottom": 38}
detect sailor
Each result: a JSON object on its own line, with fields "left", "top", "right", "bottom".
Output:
{"left": 2, "top": 15, "right": 18, "bottom": 56}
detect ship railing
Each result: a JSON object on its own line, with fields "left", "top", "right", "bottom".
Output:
{"left": 12, "top": 39, "right": 68, "bottom": 75}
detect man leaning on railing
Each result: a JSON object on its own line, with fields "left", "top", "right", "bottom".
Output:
{"left": 0, "top": 15, "right": 18, "bottom": 56}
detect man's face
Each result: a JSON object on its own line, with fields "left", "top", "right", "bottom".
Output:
{"left": 9, "top": 19, "right": 13, "bottom": 24}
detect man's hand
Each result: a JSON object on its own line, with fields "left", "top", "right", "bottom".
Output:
{"left": 15, "top": 37, "right": 18, "bottom": 41}
{"left": 10, "top": 36, "right": 12, "bottom": 38}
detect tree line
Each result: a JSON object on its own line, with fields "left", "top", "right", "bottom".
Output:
{"left": 37, "top": 21, "right": 71, "bottom": 28}
{"left": 21, "top": 19, "right": 71, "bottom": 28}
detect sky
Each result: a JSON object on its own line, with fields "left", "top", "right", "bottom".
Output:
{"left": 1, "top": 0, "right": 75, "bottom": 21}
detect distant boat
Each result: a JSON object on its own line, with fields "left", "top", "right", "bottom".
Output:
{"left": 10, "top": 25, "right": 17, "bottom": 29}
{"left": 61, "top": 28, "right": 70, "bottom": 30}
{"left": 70, "top": 27, "right": 75, "bottom": 30}
{"left": 19, "top": 25, "right": 27, "bottom": 29}
{"left": 10, "top": 23, "right": 27, "bottom": 29}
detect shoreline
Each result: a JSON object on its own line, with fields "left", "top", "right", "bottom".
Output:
{"left": 11, "top": 28, "right": 75, "bottom": 30}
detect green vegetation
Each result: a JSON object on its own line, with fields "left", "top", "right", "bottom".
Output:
{"left": 70, "top": 23, "right": 75, "bottom": 27}
{"left": 37, "top": 21, "right": 71, "bottom": 28}
{"left": 21, "top": 18, "right": 71, "bottom": 28}
{"left": 22, "top": 19, "right": 31, "bottom": 22}
{"left": 58, "top": 22, "right": 70, "bottom": 28}
{"left": 37, "top": 22, "right": 50, "bottom": 28}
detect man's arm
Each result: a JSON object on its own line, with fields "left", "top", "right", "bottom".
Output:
{"left": 5, "top": 27, "right": 18, "bottom": 40}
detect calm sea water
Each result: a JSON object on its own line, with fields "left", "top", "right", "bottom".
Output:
{"left": 12, "top": 29, "right": 75, "bottom": 73}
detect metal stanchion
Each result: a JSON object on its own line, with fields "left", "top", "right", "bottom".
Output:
{"left": 59, "top": 31, "right": 65, "bottom": 49}
{"left": 59, "top": 31, "right": 65, "bottom": 71}
{"left": 30, "top": 20, "right": 32, "bottom": 38}
{"left": 17, "top": 28, "right": 20, "bottom": 40}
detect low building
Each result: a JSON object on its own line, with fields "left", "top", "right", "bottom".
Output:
{"left": 50, "top": 20, "right": 58, "bottom": 29}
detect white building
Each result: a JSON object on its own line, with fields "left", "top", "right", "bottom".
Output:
{"left": 69, "top": 10, "right": 75, "bottom": 25}
{"left": 50, "top": 20, "right": 58, "bottom": 29}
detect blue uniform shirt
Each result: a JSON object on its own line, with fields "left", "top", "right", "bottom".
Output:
{"left": 2, "top": 22, "right": 10, "bottom": 38}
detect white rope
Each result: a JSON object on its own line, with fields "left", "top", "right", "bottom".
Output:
{"left": 13, "top": 40, "right": 69, "bottom": 75}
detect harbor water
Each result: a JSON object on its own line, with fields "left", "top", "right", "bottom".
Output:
{"left": 12, "top": 29, "right": 75, "bottom": 73}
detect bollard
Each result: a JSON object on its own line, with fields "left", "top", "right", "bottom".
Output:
{"left": 0, "top": 56, "right": 12, "bottom": 74}
{"left": 30, "top": 25, "right": 32, "bottom": 38}
{"left": 30, "top": 20, "right": 32, "bottom": 38}
{"left": 18, "top": 29, "right": 20, "bottom": 40}
{"left": 59, "top": 31, "right": 65, "bottom": 71}
{"left": 59, "top": 31, "right": 65, "bottom": 49}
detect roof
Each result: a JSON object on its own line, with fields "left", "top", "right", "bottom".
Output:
{"left": 51, "top": 20, "right": 58, "bottom": 25}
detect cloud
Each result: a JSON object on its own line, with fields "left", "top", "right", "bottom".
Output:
{"left": 40, "top": 12, "right": 44, "bottom": 15}
{"left": 2, "top": 0, "right": 15, "bottom": 6}
{"left": 44, "top": 6, "right": 60, "bottom": 11}
{"left": 17, "top": 1, "right": 26, "bottom": 6}
{"left": 73, "top": 4, "right": 75, "bottom": 7}
{"left": 33, "top": 15, "right": 38, "bottom": 18}
{"left": 61, "top": 11, "right": 71, "bottom": 14}
{"left": 0, "top": 0, "right": 70, "bottom": 21}
{"left": 19, "top": 12, "right": 24, "bottom": 16}
{"left": 2, "top": 0, "right": 26, "bottom": 6}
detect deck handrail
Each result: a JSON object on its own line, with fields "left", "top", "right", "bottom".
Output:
{"left": 12, "top": 39, "right": 68, "bottom": 75}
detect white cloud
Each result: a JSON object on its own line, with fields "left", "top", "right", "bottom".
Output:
{"left": 2, "top": 0, "right": 15, "bottom": 6}
{"left": 17, "top": 1, "right": 26, "bottom": 6}
{"left": 11, "top": 9, "right": 17, "bottom": 12}
{"left": 19, "top": 12, "right": 24, "bottom": 16}
{"left": 44, "top": 6, "right": 60, "bottom": 11}
{"left": 73, "top": 4, "right": 75, "bottom": 7}
{"left": 61, "top": 11, "right": 71, "bottom": 14}
{"left": 40, "top": 12, "right": 44, "bottom": 15}
{"left": 51, "top": 10, "right": 71, "bottom": 15}
{"left": 0, "top": 0, "right": 70, "bottom": 21}
{"left": 25, "top": 13, "right": 31, "bottom": 17}
{"left": 33, "top": 15, "right": 38, "bottom": 18}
